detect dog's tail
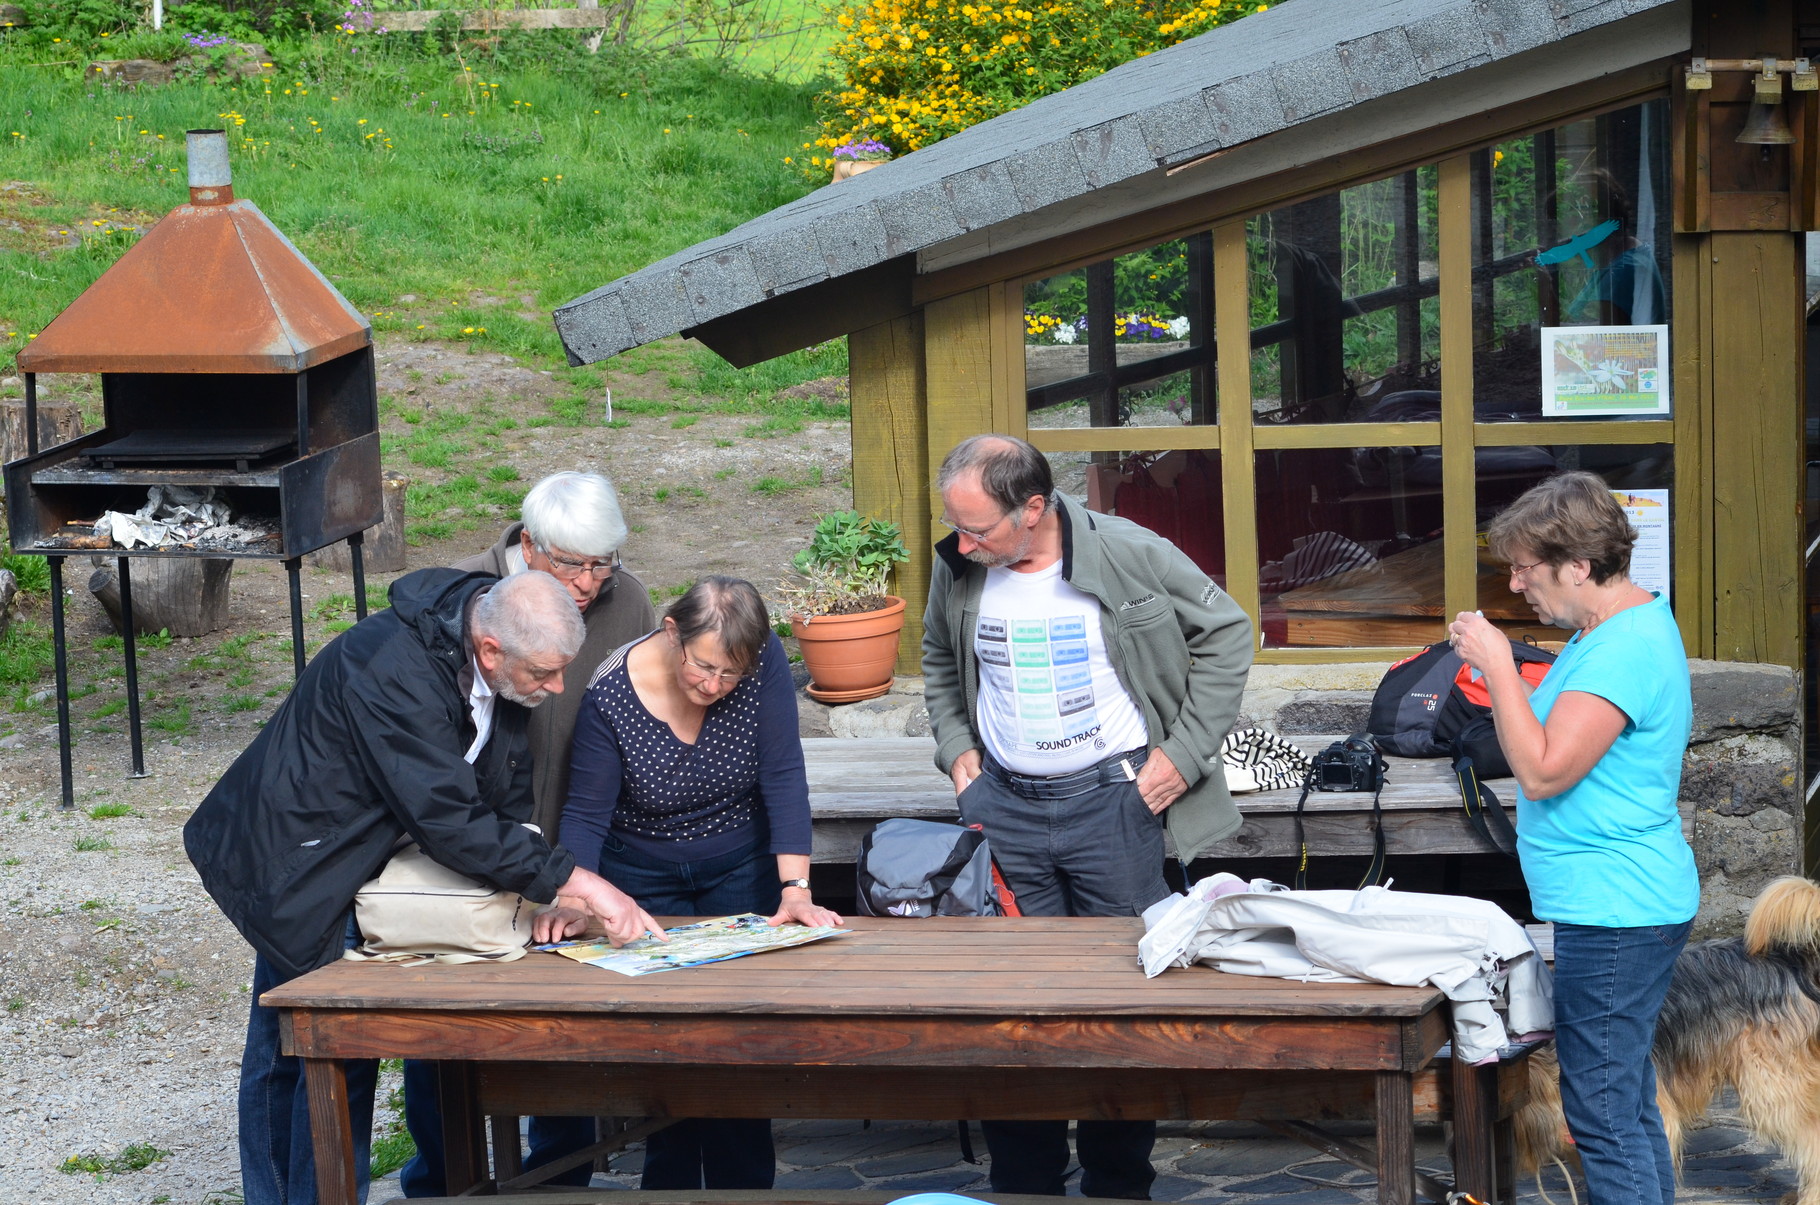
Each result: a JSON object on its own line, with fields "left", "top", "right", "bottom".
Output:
{"left": 1743, "top": 875, "right": 1820, "bottom": 959}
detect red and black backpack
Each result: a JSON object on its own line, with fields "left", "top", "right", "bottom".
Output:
{"left": 1368, "top": 638, "right": 1557, "bottom": 855}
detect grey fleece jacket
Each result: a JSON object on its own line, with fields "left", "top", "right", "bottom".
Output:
{"left": 921, "top": 494, "right": 1255, "bottom": 863}
{"left": 453, "top": 522, "right": 657, "bottom": 838}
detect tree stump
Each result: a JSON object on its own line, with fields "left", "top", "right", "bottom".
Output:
{"left": 1, "top": 397, "right": 85, "bottom": 464}
{"left": 89, "top": 559, "right": 234, "bottom": 637}
{"left": 305, "top": 469, "right": 409, "bottom": 574}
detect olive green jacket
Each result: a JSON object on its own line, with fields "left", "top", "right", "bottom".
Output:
{"left": 921, "top": 494, "right": 1255, "bottom": 862}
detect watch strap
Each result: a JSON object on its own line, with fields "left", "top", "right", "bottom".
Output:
{"left": 780, "top": 877, "right": 811, "bottom": 891}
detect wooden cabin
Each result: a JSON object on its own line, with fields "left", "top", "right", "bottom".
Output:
{"left": 557, "top": 0, "right": 1818, "bottom": 878}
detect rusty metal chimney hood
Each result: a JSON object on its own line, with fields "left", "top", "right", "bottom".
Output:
{"left": 18, "top": 129, "right": 370, "bottom": 374}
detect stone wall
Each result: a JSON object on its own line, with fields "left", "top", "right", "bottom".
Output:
{"left": 1237, "top": 659, "right": 1803, "bottom": 939}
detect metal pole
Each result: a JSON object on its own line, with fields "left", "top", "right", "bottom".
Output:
{"left": 117, "top": 557, "right": 147, "bottom": 778}
{"left": 47, "top": 556, "right": 73, "bottom": 809}
{"left": 286, "top": 557, "right": 306, "bottom": 679}
{"left": 349, "top": 531, "right": 368, "bottom": 621}
{"left": 23, "top": 372, "right": 37, "bottom": 455}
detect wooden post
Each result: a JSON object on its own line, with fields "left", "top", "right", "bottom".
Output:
{"left": 0, "top": 397, "right": 83, "bottom": 464}
{"left": 851, "top": 311, "right": 929, "bottom": 674}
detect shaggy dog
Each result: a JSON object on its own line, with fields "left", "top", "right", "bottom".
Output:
{"left": 1515, "top": 875, "right": 1820, "bottom": 1205}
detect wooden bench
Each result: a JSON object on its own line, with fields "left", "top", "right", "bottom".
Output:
{"left": 804, "top": 735, "right": 1502, "bottom": 864}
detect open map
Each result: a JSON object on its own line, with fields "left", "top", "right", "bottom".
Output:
{"left": 536, "top": 913, "right": 849, "bottom": 976}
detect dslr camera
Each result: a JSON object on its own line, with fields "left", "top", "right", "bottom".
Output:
{"left": 1310, "top": 734, "right": 1386, "bottom": 793}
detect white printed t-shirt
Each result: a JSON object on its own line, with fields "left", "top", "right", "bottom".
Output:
{"left": 974, "top": 559, "right": 1148, "bottom": 776}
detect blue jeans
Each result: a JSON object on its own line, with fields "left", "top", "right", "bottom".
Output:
{"left": 1552, "top": 920, "right": 1692, "bottom": 1205}
{"left": 398, "top": 1064, "right": 596, "bottom": 1196}
{"left": 961, "top": 765, "right": 1167, "bottom": 1199}
{"left": 241, "top": 930, "right": 378, "bottom": 1205}
{"left": 599, "top": 832, "right": 779, "bottom": 1190}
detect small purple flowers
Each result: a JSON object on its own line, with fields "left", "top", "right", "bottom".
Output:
{"left": 832, "top": 138, "right": 893, "bottom": 162}
{"left": 185, "top": 31, "right": 232, "bottom": 48}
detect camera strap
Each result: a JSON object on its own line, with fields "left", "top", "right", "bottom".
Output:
{"left": 1451, "top": 752, "right": 1520, "bottom": 858}
{"left": 1291, "top": 769, "right": 1388, "bottom": 891}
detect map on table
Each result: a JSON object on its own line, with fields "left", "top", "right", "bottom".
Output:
{"left": 536, "top": 913, "right": 849, "bottom": 976}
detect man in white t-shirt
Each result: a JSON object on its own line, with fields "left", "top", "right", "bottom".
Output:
{"left": 922, "top": 434, "right": 1254, "bottom": 1199}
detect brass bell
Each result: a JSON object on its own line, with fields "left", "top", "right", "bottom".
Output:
{"left": 1737, "top": 97, "right": 1795, "bottom": 145}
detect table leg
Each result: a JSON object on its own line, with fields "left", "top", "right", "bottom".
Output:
{"left": 491, "top": 1113, "right": 524, "bottom": 1181}
{"left": 302, "top": 1057, "right": 359, "bottom": 1205}
{"left": 1451, "top": 1055, "right": 1500, "bottom": 1204}
{"left": 436, "top": 1061, "right": 489, "bottom": 1193}
{"left": 1376, "top": 1070, "right": 1416, "bottom": 1205}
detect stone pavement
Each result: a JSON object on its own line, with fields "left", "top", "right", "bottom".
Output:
{"left": 375, "top": 1094, "right": 1797, "bottom": 1203}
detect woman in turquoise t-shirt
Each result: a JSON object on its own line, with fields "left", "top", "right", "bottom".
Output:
{"left": 1450, "top": 471, "right": 1696, "bottom": 1205}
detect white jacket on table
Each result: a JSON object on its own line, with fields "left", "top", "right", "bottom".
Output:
{"left": 1140, "top": 877, "right": 1553, "bottom": 1064}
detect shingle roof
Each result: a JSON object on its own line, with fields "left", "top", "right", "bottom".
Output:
{"left": 554, "top": 0, "right": 1683, "bottom": 366}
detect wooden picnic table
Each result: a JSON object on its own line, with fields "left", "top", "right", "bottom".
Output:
{"left": 268, "top": 916, "right": 1526, "bottom": 1205}
{"left": 803, "top": 735, "right": 1504, "bottom": 863}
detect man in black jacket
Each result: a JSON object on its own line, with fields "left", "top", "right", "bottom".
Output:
{"left": 186, "top": 568, "right": 660, "bottom": 1205}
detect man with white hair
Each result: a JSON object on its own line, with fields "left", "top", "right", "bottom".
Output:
{"left": 396, "top": 473, "right": 659, "bottom": 1196}
{"left": 453, "top": 470, "right": 656, "bottom": 835}
{"left": 186, "top": 568, "right": 661, "bottom": 1205}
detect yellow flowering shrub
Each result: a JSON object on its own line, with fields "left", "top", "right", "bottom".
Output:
{"left": 807, "top": 0, "right": 1272, "bottom": 173}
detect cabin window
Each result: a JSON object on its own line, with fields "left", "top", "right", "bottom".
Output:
{"left": 1019, "top": 98, "right": 1679, "bottom": 656}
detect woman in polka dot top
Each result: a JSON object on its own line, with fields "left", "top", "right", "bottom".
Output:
{"left": 560, "top": 574, "right": 841, "bottom": 1190}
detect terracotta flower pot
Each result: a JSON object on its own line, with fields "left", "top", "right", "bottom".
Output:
{"left": 790, "top": 596, "right": 907, "bottom": 703}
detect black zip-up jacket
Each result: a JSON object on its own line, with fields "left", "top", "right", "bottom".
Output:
{"left": 183, "top": 568, "right": 576, "bottom": 982}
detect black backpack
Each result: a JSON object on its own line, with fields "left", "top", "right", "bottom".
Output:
{"left": 1368, "top": 638, "right": 1556, "bottom": 855}
{"left": 854, "top": 818, "right": 1016, "bottom": 918}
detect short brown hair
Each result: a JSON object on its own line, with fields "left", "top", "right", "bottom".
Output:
{"left": 1486, "top": 471, "right": 1637, "bottom": 585}
{"left": 666, "top": 576, "right": 771, "bottom": 673}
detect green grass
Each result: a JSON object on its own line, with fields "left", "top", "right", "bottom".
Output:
{"left": 0, "top": 42, "right": 824, "bottom": 376}
{"left": 224, "top": 694, "right": 263, "bottom": 713}
{"left": 148, "top": 702, "right": 191, "bottom": 735}
{"left": 90, "top": 698, "right": 126, "bottom": 718}
{"left": 73, "top": 835, "right": 113, "bottom": 852}
{"left": 0, "top": 623, "right": 53, "bottom": 689}
{"left": 60, "top": 1141, "right": 170, "bottom": 1179}
{"left": 0, "top": 553, "right": 50, "bottom": 596}
{"left": 87, "top": 802, "right": 135, "bottom": 819}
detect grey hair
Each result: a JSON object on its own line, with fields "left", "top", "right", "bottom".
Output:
{"left": 936, "top": 434, "right": 1055, "bottom": 515}
{"left": 667, "top": 576, "right": 771, "bottom": 673}
{"left": 520, "top": 471, "right": 627, "bottom": 558}
{"left": 470, "top": 570, "right": 585, "bottom": 663}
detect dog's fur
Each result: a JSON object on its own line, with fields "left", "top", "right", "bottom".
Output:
{"left": 1514, "top": 876, "right": 1820, "bottom": 1205}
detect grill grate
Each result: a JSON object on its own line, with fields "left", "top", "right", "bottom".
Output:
{"left": 84, "top": 428, "right": 295, "bottom": 472}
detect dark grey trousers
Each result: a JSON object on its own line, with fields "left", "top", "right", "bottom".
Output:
{"left": 958, "top": 762, "right": 1171, "bottom": 1198}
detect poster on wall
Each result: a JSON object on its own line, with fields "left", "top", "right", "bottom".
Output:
{"left": 1541, "top": 325, "right": 1670, "bottom": 417}
{"left": 1614, "top": 488, "right": 1670, "bottom": 607}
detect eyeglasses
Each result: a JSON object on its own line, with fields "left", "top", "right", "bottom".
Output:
{"left": 537, "top": 546, "right": 620, "bottom": 581}
{"left": 937, "top": 511, "right": 1012, "bottom": 543}
{"left": 1506, "top": 559, "right": 1544, "bottom": 580}
{"left": 679, "top": 651, "right": 749, "bottom": 686}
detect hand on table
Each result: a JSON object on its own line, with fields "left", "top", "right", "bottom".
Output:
{"left": 557, "top": 866, "right": 666, "bottom": 947}
{"left": 1136, "top": 747, "right": 1187, "bottom": 814}
{"left": 532, "top": 903, "right": 589, "bottom": 944}
{"left": 768, "top": 891, "right": 844, "bottom": 929}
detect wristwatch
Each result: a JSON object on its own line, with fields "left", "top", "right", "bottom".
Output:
{"left": 780, "top": 878, "right": 811, "bottom": 891}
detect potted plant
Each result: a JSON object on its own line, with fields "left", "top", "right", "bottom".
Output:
{"left": 777, "top": 509, "right": 910, "bottom": 702}
{"left": 829, "top": 138, "right": 893, "bottom": 182}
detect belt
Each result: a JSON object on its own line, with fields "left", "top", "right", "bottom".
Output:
{"left": 985, "top": 747, "right": 1149, "bottom": 800}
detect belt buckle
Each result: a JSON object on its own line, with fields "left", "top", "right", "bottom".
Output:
{"left": 1116, "top": 756, "right": 1139, "bottom": 782}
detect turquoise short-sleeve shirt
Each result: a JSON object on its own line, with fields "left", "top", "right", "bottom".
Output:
{"left": 1518, "top": 593, "right": 1697, "bottom": 927}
